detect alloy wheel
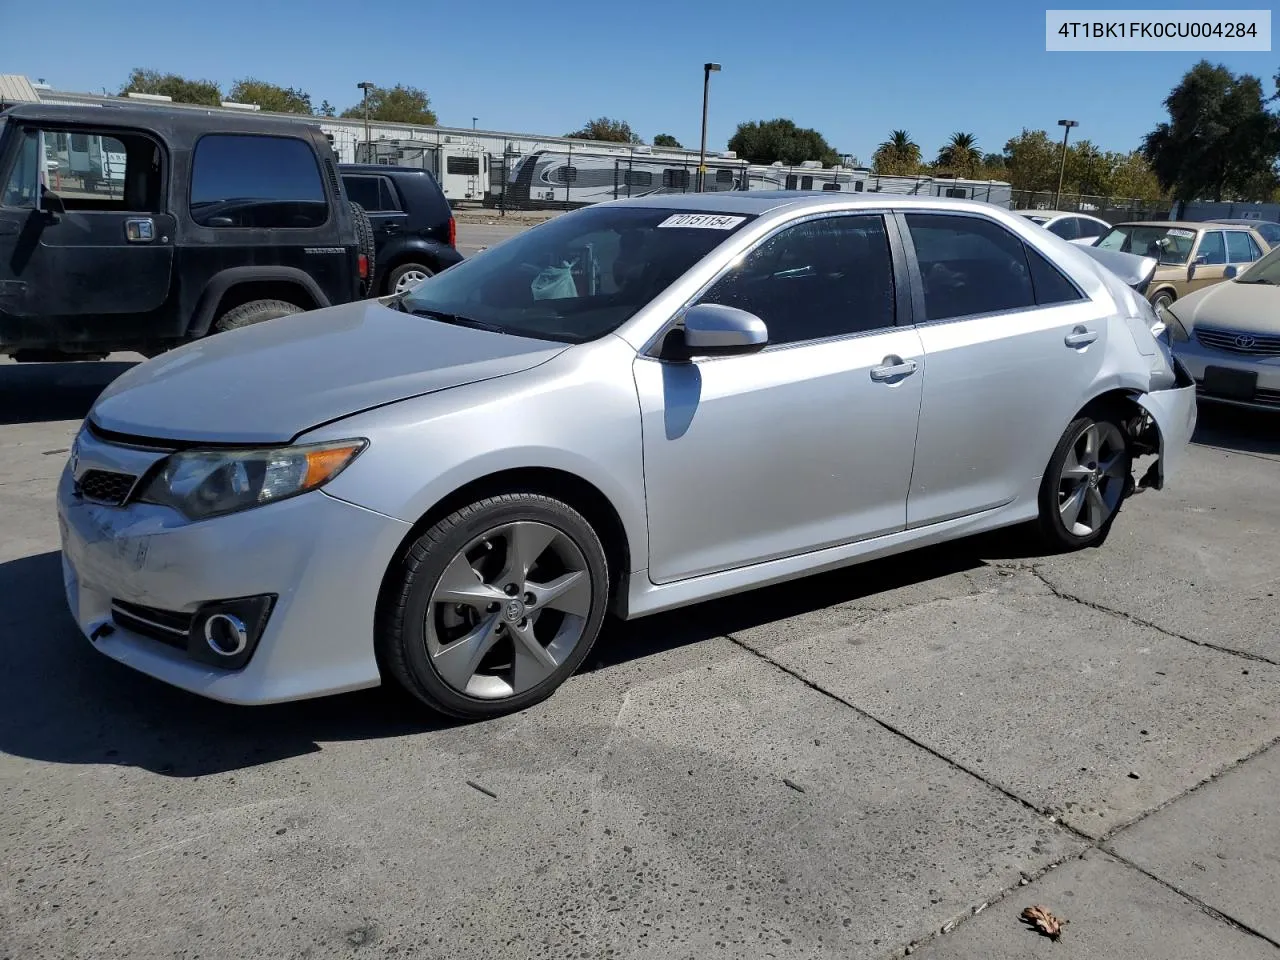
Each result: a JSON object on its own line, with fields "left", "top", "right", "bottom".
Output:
{"left": 1056, "top": 420, "right": 1128, "bottom": 537}
{"left": 425, "top": 521, "right": 593, "bottom": 699}
{"left": 393, "top": 269, "right": 431, "bottom": 294}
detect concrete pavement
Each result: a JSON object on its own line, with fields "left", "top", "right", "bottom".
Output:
{"left": 1, "top": 357, "right": 1278, "bottom": 959}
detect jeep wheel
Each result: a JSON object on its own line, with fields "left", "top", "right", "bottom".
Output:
{"left": 386, "top": 262, "right": 435, "bottom": 295}
{"left": 350, "top": 201, "right": 377, "bottom": 296}
{"left": 214, "top": 299, "right": 304, "bottom": 333}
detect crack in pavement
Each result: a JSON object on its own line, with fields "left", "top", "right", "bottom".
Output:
{"left": 1030, "top": 565, "right": 1280, "bottom": 667}
{"left": 724, "top": 622, "right": 1280, "bottom": 956}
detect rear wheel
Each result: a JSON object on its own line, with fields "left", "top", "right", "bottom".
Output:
{"left": 213, "top": 299, "right": 303, "bottom": 333}
{"left": 1037, "top": 413, "right": 1132, "bottom": 551}
{"left": 386, "top": 261, "right": 435, "bottom": 295}
{"left": 380, "top": 493, "right": 610, "bottom": 719}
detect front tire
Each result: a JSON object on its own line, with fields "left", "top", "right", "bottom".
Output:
{"left": 1037, "top": 413, "right": 1133, "bottom": 551}
{"left": 1150, "top": 289, "right": 1175, "bottom": 312}
{"left": 380, "top": 493, "right": 610, "bottom": 719}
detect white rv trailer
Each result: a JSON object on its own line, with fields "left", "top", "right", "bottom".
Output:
{"left": 504, "top": 148, "right": 751, "bottom": 208}
{"left": 353, "top": 138, "right": 491, "bottom": 203}
{"left": 747, "top": 161, "right": 868, "bottom": 193}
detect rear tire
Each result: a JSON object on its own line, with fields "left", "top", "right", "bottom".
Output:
{"left": 213, "top": 299, "right": 303, "bottom": 333}
{"left": 1150, "top": 289, "right": 1175, "bottom": 312}
{"left": 1037, "top": 411, "right": 1133, "bottom": 552}
{"left": 379, "top": 493, "right": 610, "bottom": 720}
{"left": 385, "top": 261, "right": 435, "bottom": 295}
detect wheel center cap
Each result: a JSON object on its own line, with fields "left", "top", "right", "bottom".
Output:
{"left": 503, "top": 598, "right": 526, "bottom": 623}
{"left": 1088, "top": 473, "right": 1099, "bottom": 487}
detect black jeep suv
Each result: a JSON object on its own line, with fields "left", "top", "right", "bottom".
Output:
{"left": 339, "top": 164, "right": 463, "bottom": 295}
{"left": 0, "top": 103, "right": 376, "bottom": 360}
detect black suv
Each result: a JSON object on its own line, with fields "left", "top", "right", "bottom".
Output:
{"left": 0, "top": 103, "right": 376, "bottom": 360}
{"left": 339, "top": 164, "right": 463, "bottom": 295}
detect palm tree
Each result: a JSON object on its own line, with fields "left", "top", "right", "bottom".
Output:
{"left": 936, "top": 132, "right": 981, "bottom": 177}
{"left": 872, "top": 130, "right": 922, "bottom": 176}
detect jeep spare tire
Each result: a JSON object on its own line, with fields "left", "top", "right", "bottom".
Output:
{"left": 214, "top": 299, "right": 304, "bottom": 333}
{"left": 350, "top": 201, "right": 376, "bottom": 296}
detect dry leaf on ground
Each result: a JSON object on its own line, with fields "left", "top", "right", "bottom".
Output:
{"left": 1020, "top": 905, "right": 1068, "bottom": 941}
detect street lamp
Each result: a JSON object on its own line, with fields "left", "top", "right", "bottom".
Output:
{"left": 698, "top": 62, "right": 721, "bottom": 192}
{"left": 357, "top": 82, "right": 375, "bottom": 159}
{"left": 472, "top": 117, "right": 478, "bottom": 130}
{"left": 1054, "top": 119, "right": 1078, "bottom": 209}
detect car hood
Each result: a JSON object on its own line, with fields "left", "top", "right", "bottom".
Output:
{"left": 1166, "top": 280, "right": 1280, "bottom": 333}
{"left": 89, "top": 300, "right": 569, "bottom": 443}
{"left": 1077, "top": 245, "right": 1159, "bottom": 291}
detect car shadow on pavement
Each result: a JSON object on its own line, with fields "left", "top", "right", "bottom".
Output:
{"left": 0, "top": 533, "right": 1034, "bottom": 779}
{"left": 1191, "top": 402, "right": 1280, "bottom": 456}
{"left": 0, "top": 361, "right": 138, "bottom": 425}
{"left": 0, "top": 551, "right": 461, "bottom": 779}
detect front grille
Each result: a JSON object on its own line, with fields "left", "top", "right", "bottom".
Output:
{"left": 76, "top": 469, "right": 138, "bottom": 505}
{"left": 1195, "top": 327, "right": 1280, "bottom": 356}
{"left": 1195, "top": 383, "right": 1280, "bottom": 407}
{"left": 110, "top": 599, "right": 192, "bottom": 650}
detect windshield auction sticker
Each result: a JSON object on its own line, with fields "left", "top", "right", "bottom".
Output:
{"left": 1167, "top": 229, "right": 1197, "bottom": 238}
{"left": 657, "top": 214, "right": 748, "bottom": 229}
{"left": 1045, "top": 9, "right": 1271, "bottom": 50}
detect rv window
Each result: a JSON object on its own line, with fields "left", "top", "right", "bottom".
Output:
{"left": 945, "top": 187, "right": 967, "bottom": 198}
{"left": 191, "top": 134, "right": 327, "bottom": 228}
{"left": 70, "top": 133, "right": 90, "bottom": 152}
{"left": 446, "top": 156, "right": 481, "bottom": 176}
{"left": 716, "top": 169, "right": 733, "bottom": 184}
{"left": 855, "top": 182, "right": 864, "bottom": 192}
{"left": 623, "top": 170, "right": 653, "bottom": 187}
{"left": 555, "top": 165, "right": 579, "bottom": 183}
{"left": 822, "top": 182, "right": 841, "bottom": 191}
{"left": 800, "top": 176, "right": 813, "bottom": 190}
{"left": 662, "top": 169, "right": 690, "bottom": 189}
{"left": 784, "top": 175, "right": 798, "bottom": 190}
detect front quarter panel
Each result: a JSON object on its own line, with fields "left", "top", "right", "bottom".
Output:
{"left": 299, "top": 334, "right": 650, "bottom": 573}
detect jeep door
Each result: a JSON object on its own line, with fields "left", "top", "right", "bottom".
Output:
{"left": 0, "top": 123, "right": 175, "bottom": 346}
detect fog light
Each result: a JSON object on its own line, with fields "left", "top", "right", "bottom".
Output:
{"left": 187, "top": 595, "right": 276, "bottom": 670}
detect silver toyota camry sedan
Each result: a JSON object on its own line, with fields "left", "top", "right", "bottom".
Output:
{"left": 58, "top": 192, "right": 1197, "bottom": 719}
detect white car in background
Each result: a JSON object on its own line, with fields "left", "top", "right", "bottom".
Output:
{"left": 1015, "top": 209, "right": 1112, "bottom": 246}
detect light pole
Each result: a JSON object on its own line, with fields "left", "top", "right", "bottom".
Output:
{"left": 472, "top": 117, "right": 478, "bottom": 130}
{"left": 357, "top": 82, "right": 374, "bottom": 159}
{"left": 698, "top": 62, "right": 721, "bottom": 192}
{"left": 1054, "top": 119, "right": 1078, "bottom": 209}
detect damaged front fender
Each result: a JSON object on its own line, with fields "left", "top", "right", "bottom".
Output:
{"left": 1133, "top": 357, "right": 1197, "bottom": 491}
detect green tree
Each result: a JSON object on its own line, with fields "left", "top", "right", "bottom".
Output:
{"left": 227, "top": 78, "right": 313, "bottom": 114}
{"left": 1001, "top": 129, "right": 1061, "bottom": 192}
{"left": 1064, "top": 139, "right": 1112, "bottom": 196}
{"left": 1107, "top": 151, "right": 1167, "bottom": 201}
{"left": 318, "top": 100, "right": 336, "bottom": 118}
{"left": 653, "top": 133, "right": 683, "bottom": 148}
{"left": 1141, "top": 60, "right": 1280, "bottom": 202}
{"left": 120, "top": 68, "right": 221, "bottom": 106}
{"left": 727, "top": 118, "right": 839, "bottom": 167}
{"left": 981, "top": 152, "right": 1006, "bottom": 170}
{"left": 341, "top": 84, "right": 437, "bottom": 125}
{"left": 871, "top": 130, "right": 921, "bottom": 175}
{"left": 564, "top": 117, "right": 643, "bottom": 143}
{"left": 934, "top": 132, "right": 981, "bottom": 177}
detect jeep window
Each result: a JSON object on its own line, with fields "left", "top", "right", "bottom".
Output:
{"left": 2, "top": 127, "right": 159, "bottom": 212}
{"left": 190, "top": 134, "right": 327, "bottom": 229}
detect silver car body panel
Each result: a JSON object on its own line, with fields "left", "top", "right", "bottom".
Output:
{"left": 58, "top": 191, "right": 1197, "bottom": 703}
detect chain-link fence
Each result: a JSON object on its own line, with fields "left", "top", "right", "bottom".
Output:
{"left": 1011, "top": 190, "right": 1169, "bottom": 223}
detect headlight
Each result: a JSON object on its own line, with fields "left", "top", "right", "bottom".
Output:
{"left": 139, "top": 439, "right": 366, "bottom": 520}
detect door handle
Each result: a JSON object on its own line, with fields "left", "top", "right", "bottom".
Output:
{"left": 869, "top": 356, "right": 918, "bottom": 382}
{"left": 1064, "top": 326, "right": 1098, "bottom": 348}
{"left": 383, "top": 222, "right": 401, "bottom": 233}
{"left": 124, "top": 218, "right": 155, "bottom": 243}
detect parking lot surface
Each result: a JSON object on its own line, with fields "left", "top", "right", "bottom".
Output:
{"left": 2, "top": 308, "right": 1280, "bottom": 958}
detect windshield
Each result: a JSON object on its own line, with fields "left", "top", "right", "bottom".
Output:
{"left": 1235, "top": 245, "right": 1280, "bottom": 285}
{"left": 400, "top": 205, "right": 757, "bottom": 343}
{"left": 1095, "top": 224, "right": 1196, "bottom": 264}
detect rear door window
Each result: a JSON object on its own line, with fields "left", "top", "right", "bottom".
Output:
{"left": 903, "top": 213, "right": 1037, "bottom": 321}
{"left": 1225, "top": 231, "right": 1261, "bottom": 263}
{"left": 191, "top": 134, "right": 327, "bottom": 228}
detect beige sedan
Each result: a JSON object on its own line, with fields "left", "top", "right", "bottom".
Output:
{"left": 1162, "top": 245, "right": 1280, "bottom": 411}
{"left": 1094, "top": 220, "right": 1272, "bottom": 311}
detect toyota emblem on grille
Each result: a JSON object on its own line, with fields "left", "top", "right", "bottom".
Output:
{"left": 1234, "top": 334, "right": 1257, "bottom": 349}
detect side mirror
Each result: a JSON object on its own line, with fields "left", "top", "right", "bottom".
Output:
{"left": 1223, "top": 265, "right": 1238, "bottom": 280}
{"left": 662, "top": 303, "right": 768, "bottom": 362}
{"left": 39, "top": 187, "right": 66, "bottom": 217}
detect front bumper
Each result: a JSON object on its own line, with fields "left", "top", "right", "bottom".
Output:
{"left": 57, "top": 467, "right": 410, "bottom": 704}
{"left": 1173, "top": 336, "right": 1280, "bottom": 411}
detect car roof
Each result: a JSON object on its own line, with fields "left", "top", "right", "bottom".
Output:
{"left": 339, "top": 163, "right": 433, "bottom": 176}
{"left": 1013, "top": 209, "right": 1092, "bottom": 218}
{"left": 0, "top": 101, "right": 324, "bottom": 138}
{"left": 1112, "top": 220, "right": 1228, "bottom": 230}
{"left": 601, "top": 191, "right": 1018, "bottom": 217}
{"left": 1206, "top": 218, "right": 1278, "bottom": 226}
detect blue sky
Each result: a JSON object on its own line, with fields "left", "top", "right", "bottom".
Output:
{"left": 2, "top": 0, "right": 1275, "bottom": 161}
